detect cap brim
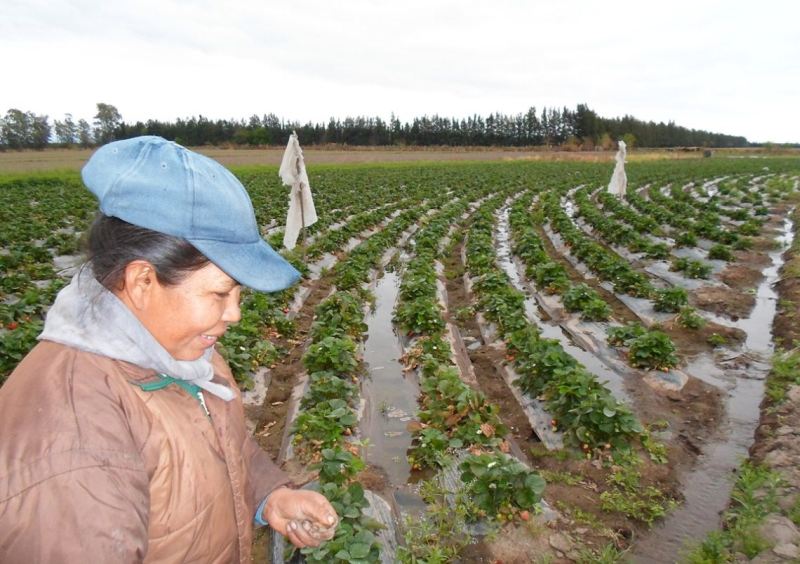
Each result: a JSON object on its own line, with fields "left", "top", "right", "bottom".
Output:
{"left": 189, "top": 237, "right": 301, "bottom": 293}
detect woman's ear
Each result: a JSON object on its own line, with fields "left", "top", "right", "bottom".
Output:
{"left": 118, "top": 260, "right": 158, "bottom": 310}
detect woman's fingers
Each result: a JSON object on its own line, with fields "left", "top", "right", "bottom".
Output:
{"left": 301, "top": 492, "right": 338, "bottom": 528}
{"left": 302, "top": 519, "right": 336, "bottom": 541}
{"left": 286, "top": 520, "right": 325, "bottom": 548}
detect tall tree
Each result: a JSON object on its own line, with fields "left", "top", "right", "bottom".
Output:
{"left": 1, "top": 109, "right": 32, "bottom": 149}
{"left": 93, "top": 103, "right": 122, "bottom": 145}
{"left": 78, "top": 119, "right": 94, "bottom": 147}
{"left": 54, "top": 113, "right": 79, "bottom": 145}
{"left": 29, "top": 114, "right": 51, "bottom": 149}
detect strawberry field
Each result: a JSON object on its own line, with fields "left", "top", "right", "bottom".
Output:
{"left": 2, "top": 156, "right": 800, "bottom": 563}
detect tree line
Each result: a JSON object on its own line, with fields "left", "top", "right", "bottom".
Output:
{"left": 1, "top": 102, "right": 751, "bottom": 150}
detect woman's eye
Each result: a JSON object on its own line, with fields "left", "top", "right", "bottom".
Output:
{"left": 215, "top": 292, "right": 230, "bottom": 298}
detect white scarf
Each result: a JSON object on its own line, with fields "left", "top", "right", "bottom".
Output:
{"left": 39, "top": 267, "right": 235, "bottom": 401}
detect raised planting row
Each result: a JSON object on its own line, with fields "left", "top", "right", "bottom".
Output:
{"left": 577, "top": 183, "right": 748, "bottom": 283}
{"left": 541, "top": 189, "right": 657, "bottom": 299}
{"left": 286, "top": 192, "right": 448, "bottom": 563}
{"left": 464, "top": 194, "right": 644, "bottom": 451}
{"left": 391, "top": 191, "right": 548, "bottom": 562}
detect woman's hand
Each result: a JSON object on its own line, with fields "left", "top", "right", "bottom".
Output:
{"left": 262, "top": 487, "right": 339, "bottom": 548}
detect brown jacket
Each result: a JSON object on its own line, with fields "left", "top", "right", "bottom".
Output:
{"left": 0, "top": 341, "right": 289, "bottom": 563}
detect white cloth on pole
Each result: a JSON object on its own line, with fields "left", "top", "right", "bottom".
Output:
{"left": 607, "top": 140, "right": 627, "bottom": 197}
{"left": 279, "top": 133, "right": 317, "bottom": 250}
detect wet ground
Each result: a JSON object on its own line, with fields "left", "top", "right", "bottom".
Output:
{"left": 249, "top": 177, "right": 798, "bottom": 563}
{"left": 360, "top": 271, "right": 419, "bottom": 486}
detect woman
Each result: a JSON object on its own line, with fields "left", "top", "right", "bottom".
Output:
{"left": 0, "top": 136, "right": 338, "bottom": 562}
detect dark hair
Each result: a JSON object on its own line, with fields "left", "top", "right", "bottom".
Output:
{"left": 85, "top": 213, "right": 210, "bottom": 291}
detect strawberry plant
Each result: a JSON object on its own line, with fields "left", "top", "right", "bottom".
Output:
{"left": 563, "top": 283, "right": 611, "bottom": 321}
{"left": 628, "top": 330, "right": 678, "bottom": 371}
{"left": 671, "top": 257, "right": 712, "bottom": 279}
{"left": 301, "top": 518, "right": 381, "bottom": 564}
{"left": 707, "top": 333, "right": 728, "bottom": 347}
{"left": 398, "top": 269, "right": 437, "bottom": 302}
{"left": 459, "top": 452, "right": 546, "bottom": 521}
{"left": 394, "top": 298, "right": 446, "bottom": 336}
{"left": 677, "top": 306, "right": 706, "bottom": 330}
{"left": 644, "top": 242, "right": 670, "bottom": 260}
{"left": 674, "top": 232, "right": 698, "bottom": 248}
{"left": 509, "top": 332, "right": 577, "bottom": 396}
{"left": 738, "top": 220, "right": 761, "bottom": 236}
{"left": 314, "top": 447, "right": 364, "bottom": 486}
{"left": 301, "top": 371, "right": 357, "bottom": 409}
{"left": 416, "top": 334, "right": 452, "bottom": 365}
{"left": 311, "top": 291, "right": 368, "bottom": 340}
{"left": 607, "top": 323, "right": 647, "bottom": 347}
{"left": 477, "top": 286, "right": 528, "bottom": 334}
{"left": 708, "top": 244, "right": 734, "bottom": 262}
{"left": 580, "top": 298, "right": 612, "bottom": 321}
{"left": 613, "top": 270, "right": 653, "bottom": 298}
{"left": 408, "top": 427, "right": 457, "bottom": 470}
{"left": 409, "top": 363, "right": 508, "bottom": 469}
{"left": 303, "top": 335, "right": 359, "bottom": 374}
{"left": 542, "top": 366, "right": 643, "bottom": 447}
{"left": 0, "top": 319, "right": 44, "bottom": 383}
{"left": 653, "top": 287, "right": 689, "bottom": 313}
{"left": 292, "top": 398, "right": 358, "bottom": 457}
{"left": 299, "top": 449, "right": 381, "bottom": 564}
{"left": 532, "top": 261, "right": 570, "bottom": 294}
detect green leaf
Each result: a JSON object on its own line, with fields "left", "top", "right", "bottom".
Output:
{"left": 348, "top": 543, "right": 371, "bottom": 559}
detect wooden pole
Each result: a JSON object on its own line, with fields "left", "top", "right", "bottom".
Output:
{"left": 294, "top": 134, "right": 306, "bottom": 252}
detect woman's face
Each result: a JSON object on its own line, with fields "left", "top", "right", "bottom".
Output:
{"left": 140, "top": 262, "right": 242, "bottom": 360}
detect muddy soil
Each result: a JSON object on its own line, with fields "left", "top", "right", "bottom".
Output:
{"left": 440, "top": 235, "right": 724, "bottom": 561}
{"left": 773, "top": 277, "right": 800, "bottom": 349}
{"left": 720, "top": 263, "right": 766, "bottom": 292}
{"left": 691, "top": 285, "right": 756, "bottom": 320}
{"left": 253, "top": 276, "right": 333, "bottom": 460}
{"left": 739, "top": 206, "right": 800, "bottom": 563}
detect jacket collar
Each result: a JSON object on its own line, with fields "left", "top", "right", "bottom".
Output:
{"left": 39, "top": 267, "right": 235, "bottom": 401}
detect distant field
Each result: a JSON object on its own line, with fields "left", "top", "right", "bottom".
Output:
{"left": 3, "top": 145, "right": 789, "bottom": 173}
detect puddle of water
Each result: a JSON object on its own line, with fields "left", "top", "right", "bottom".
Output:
{"left": 683, "top": 352, "right": 732, "bottom": 391}
{"left": 737, "top": 214, "right": 795, "bottom": 355}
{"left": 697, "top": 213, "right": 795, "bottom": 354}
{"left": 360, "top": 272, "right": 419, "bottom": 486}
{"left": 631, "top": 378, "right": 764, "bottom": 564}
{"left": 631, "top": 211, "right": 794, "bottom": 563}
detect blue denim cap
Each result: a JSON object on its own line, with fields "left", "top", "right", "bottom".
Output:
{"left": 81, "top": 136, "right": 300, "bottom": 292}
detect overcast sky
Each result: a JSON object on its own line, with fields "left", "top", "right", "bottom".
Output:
{"left": 3, "top": 0, "right": 798, "bottom": 143}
